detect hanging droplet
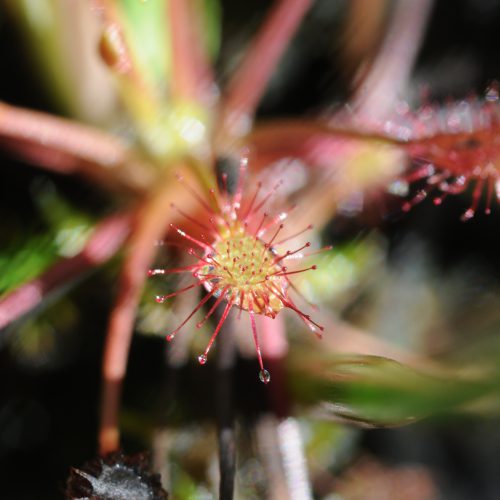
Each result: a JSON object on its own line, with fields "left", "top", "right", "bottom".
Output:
{"left": 166, "top": 333, "right": 175, "bottom": 342}
{"left": 198, "top": 354, "right": 207, "bottom": 365}
{"left": 259, "top": 369, "right": 271, "bottom": 384}
{"left": 155, "top": 295, "right": 166, "bottom": 303}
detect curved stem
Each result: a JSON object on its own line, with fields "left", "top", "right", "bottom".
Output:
{"left": 98, "top": 167, "right": 198, "bottom": 454}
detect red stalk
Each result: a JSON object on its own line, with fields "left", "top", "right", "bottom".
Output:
{"left": 221, "top": 0, "right": 312, "bottom": 135}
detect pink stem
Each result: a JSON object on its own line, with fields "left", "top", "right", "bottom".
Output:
{"left": 352, "top": 0, "right": 434, "bottom": 119}
{"left": 168, "top": 0, "right": 214, "bottom": 104}
{"left": 99, "top": 170, "right": 197, "bottom": 454}
{"left": 0, "top": 102, "right": 127, "bottom": 166}
{"left": 0, "top": 212, "right": 131, "bottom": 330}
{"left": 249, "top": 119, "right": 401, "bottom": 171}
{"left": 0, "top": 102, "right": 154, "bottom": 194}
{"left": 221, "top": 0, "right": 312, "bottom": 135}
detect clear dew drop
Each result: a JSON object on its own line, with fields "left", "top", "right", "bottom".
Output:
{"left": 155, "top": 295, "right": 166, "bottom": 303}
{"left": 259, "top": 369, "right": 271, "bottom": 384}
{"left": 166, "top": 333, "right": 175, "bottom": 342}
{"left": 198, "top": 354, "right": 207, "bottom": 365}
{"left": 148, "top": 269, "right": 164, "bottom": 276}
{"left": 387, "top": 179, "right": 409, "bottom": 197}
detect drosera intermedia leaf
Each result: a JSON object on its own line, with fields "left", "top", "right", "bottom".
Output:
{"left": 289, "top": 353, "right": 495, "bottom": 427}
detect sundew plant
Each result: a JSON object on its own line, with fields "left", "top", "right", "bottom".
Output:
{"left": 2, "top": 1, "right": 500, "bottom": 498}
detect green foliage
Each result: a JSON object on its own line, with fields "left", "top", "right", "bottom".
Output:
{"left": 0, "top": 181, "right": 94, "bottom": 295}
{"left": 0, "top": 233, "right": 56, "bottom": 295}
{"left": 290, "top": 354, "right": 495, "bottom": 426}
{"left": 120, "top": 0, "right": 221, "bottom": 90}
{"left": 199, "top": 0, "right": 221, "bottom": 58}
{"left": 297, "top": 236, "right": 385, "bottom": 306}
{"left": 121, "top": 0, "right": 171, "bottom": 89}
